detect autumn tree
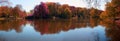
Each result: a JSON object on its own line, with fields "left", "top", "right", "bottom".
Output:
{"left": 29, "top": 2, "right": 106, "bottom": 19}
{"left": 63, "top": 7, "right": 72, "bottom": 18}
{"left": 58, "top": 4, "right": 72, "bottom": 19}
{"left": 46, "top": 2, "right": 61, "bottom": 17}
{"left": 33, "top": 2, "right": 49, "bottom": 19}
{"left": 0, "top": 6, "right": 12, "bottom": 18}
{"left": 81, "top": 8, "right": 89, "bottom": 19}
{"left": 12, "top": 5, "right": 21, "bottom": 18}
{"left": 100, "top": 0, "right": 120, "bottom": 20}
{"left": 100, "top": 11, "right": 108, "bottom": 19}
{"left": 75, "top": 7, "right": 84, "bottom": 18}
{"left": 110, "top": 0, "right": 120, "bottom": 18}
{"left": 0, "top": 5, "right": 26, "bottom": 19}
{"left": 90, "top": 8, "right": 102, "bottom": 18}
{"left": 69, "top": 6, "right": 76, "bottom": 17}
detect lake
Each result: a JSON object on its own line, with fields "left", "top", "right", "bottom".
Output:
{"left": 0, "top": 18, "right": 119, "bottom": 41}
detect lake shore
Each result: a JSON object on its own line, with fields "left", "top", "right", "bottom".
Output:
{"left": 0, "top": 18, "right": 24, "bottom": 20}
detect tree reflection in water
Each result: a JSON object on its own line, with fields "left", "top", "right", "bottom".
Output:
{"left": 0, "top": 18, "right": 102, "bottom": 35}
{"left": 101, "top": 19, "right": 120, "bottom": 41}
{"left": 0, "top": 18, "right": 119, "bottom": 41}
{"left": 0, "top": 20, "right": 26, "bottom": 33}
{"left": 31, "top": 18, "right": 101, "bottom": 35}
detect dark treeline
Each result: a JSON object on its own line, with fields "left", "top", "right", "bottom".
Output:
{"left": 26, "top": 2, "right": 103, "bottom": 19}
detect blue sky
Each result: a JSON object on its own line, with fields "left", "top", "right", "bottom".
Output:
{"left": 10, "top": 0, "right": 106, "bottom": 12}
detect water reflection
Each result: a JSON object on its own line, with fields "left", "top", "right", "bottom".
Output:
{"left": 33, "top": 19, "right": 77, "bottom": 35}
{"left": 0, "top": 20, "right": 26, "bottom": 33}
{"left": 101, "top": 20, "right": 120, "bottom": 41}
{"left": 0, "top": 18, "right": 118, "bottom": 41}
{"left": 32, "top": 18, "right": 101, "bottom": 35}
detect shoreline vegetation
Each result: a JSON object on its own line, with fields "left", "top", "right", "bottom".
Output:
{"left": 0, "top": 0, "right": 120, "bottom": 22}
{"left": 25, "top": 2, "right": 102, "bottom": 20}
{"left": 25, "top": 1, "right": 120, "bottom": 22}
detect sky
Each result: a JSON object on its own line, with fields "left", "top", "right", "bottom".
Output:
{"left": 10, "top": 0, "right": 106, "bottom": 12}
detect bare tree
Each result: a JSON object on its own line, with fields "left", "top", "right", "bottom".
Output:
{"left": 83, "top": 0, "right": 111, "bottom": 9}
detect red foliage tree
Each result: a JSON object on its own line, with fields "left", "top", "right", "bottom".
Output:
{"left": 33, "top": 2, "right": 49, "bottom": 18}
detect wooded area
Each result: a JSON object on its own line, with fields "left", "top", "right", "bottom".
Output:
{"left": 0, "top": 0, "right": 120, "bottom": 20}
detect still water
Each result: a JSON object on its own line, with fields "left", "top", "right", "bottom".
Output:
{"left": 0, "top": 19, "right": 119, "bottom": 41}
